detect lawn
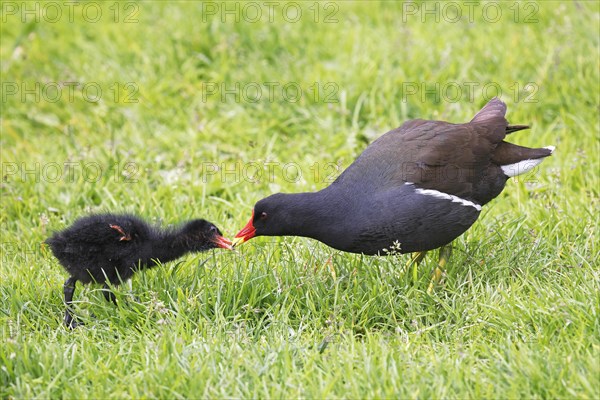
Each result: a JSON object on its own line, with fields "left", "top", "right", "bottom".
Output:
{"left": 1, "top": 1, "right": 599, "bottom": 398}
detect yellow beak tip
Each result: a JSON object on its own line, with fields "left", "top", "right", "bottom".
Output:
{"left": 232, "top": 237, "right": 245, "bottom": 247}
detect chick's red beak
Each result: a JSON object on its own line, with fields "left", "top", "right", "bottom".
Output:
{"left": 212, "top": 235, "right": 233, "bottom": 250}
{"left": 234, "top": 211, "right": 256, "bottom": 245}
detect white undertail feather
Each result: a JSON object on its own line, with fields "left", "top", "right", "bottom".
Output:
{"left": 501, "top": 145, "right": 554, "bottom": 178}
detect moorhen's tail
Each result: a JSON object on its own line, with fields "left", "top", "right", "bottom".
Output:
{"left": 506, "top": 124, "right": 529, "bottom": 134}
{"left": 472, "top": 98, "right": 555, "bottom": 177}
{"left": 471, "top": 99, "right": 529, "bottom": 134}
{"left": 493, "top": 141, "right": 555, "bottom": 177}
{"left": 471, "top": 97, "right": 507, "bottom": 124}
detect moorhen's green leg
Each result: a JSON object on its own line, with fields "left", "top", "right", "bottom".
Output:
{"left": 427, "top": 244, "right": 452, "bottom": 294}
{"left": 406, "top": 251, "right": 427, "bottom": 268}
{"left": 403, "top": 251, "right": 427, "bottom": 282}
{"left": 404, "top": 251, "right": 426, "bottom": 271}
{"left": 63, "top": 277, "right": 81, "bottom": 329}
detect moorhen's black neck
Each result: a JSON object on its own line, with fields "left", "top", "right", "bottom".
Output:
{"left": 270, "top": 188, "right": 354, "bottom": 244}
{"left": 147, "top": 228, "right": 196, "bottom": 265}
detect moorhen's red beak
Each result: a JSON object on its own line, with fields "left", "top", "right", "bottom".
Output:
{"left": 234, "top": 211, "right": 256, "bottom": 245}
{"left": 212, "top": 235, "right": 233, "bottom": 250}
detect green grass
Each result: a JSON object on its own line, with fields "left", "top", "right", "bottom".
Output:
{"left": 1, "top": 1, "right": 599, "bottom": 398}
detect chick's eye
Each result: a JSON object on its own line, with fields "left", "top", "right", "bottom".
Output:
{"left": 209, "top": 226, "right": 217, "bottom": 233}
{"left": 259, "top": 212, "right": 268, "bottom": 220}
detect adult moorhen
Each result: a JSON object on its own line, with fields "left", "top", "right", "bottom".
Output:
{"left": 234, "top": 98, "right": 554, "bottom": 289}
{"left": 46, "top": 213, "right": 232, "bottom": 328}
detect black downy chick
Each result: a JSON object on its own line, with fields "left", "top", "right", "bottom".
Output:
{"left": 46, "top": 213, "right": 232, "bottom": 328}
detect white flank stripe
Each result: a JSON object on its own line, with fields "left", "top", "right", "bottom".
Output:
{"left": 414, "top": 187, "right": 482, "bottom": 211}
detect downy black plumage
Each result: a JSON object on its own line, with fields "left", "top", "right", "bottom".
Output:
{"left": 46, "top": 213, "right": 232, "bottom": 328}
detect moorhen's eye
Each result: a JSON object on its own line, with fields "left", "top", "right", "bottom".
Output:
{"left": 259, "top": 212, "right": 268, "bottom": 220}
{"left": 209, "top": 226, "right": 217, "bottom": 233}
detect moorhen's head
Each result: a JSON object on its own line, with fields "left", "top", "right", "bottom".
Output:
{"left": 181, "top": 219, "right": 233, "bottom": 250}
{"left": 234, "top": 194, "right": 293, "bottom": 244}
